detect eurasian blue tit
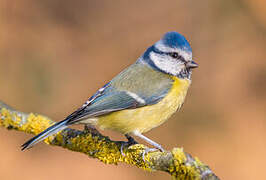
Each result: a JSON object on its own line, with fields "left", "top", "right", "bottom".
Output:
{"left": 21, "top": 31, "right": 198, "bottom": 154}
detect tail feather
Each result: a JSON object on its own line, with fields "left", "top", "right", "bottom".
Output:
{"left": 21, "top": 120, "right": 68, "bottom": 151}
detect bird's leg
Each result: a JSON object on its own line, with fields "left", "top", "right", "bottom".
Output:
{"left": 120, "top": 134, "right": 138, "bottom": 156}
{"left": 133, "top": 132, "right": 164, "bottom": 161}
{"left": 125, "top": 134, "right": 138, "bottom": 145}
{"left": 84, "top": 125, "right": 100, "bottom": 136}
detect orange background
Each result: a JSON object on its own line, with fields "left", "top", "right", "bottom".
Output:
{"left": 0, "top": 1, "right": 266, "bottom": 179}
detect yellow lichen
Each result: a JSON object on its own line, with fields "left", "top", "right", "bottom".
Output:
{"left": 194, "top": 157, "right": 204, "bottom": 168}
{"left": 0, "top": 108, "right": 23, "bottom": 129}
{"left": 0, "top": 105, "right": 217, "bottom": 179}
{"left": 0, "top": 108, "right": 54, "bottom": 136}
{"left": 170, "top": 148, "right": 201, "bottom": 180}
{"left": 21, "top": 113, "right": 54, "bottom": 135}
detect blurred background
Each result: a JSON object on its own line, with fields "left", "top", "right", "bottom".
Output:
{"left": 0, "top": 0, "right": 266, "bottom": 179}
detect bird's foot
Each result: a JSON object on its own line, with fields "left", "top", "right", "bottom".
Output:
{"left": 142, "top": 146, "right": 164, "bottom": 162}
{"left": 120, "top": 134, "right": 138, "bottom": 156}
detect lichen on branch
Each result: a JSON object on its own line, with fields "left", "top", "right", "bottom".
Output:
{"left": 0, "top": 101, "right": 219, "bottom": 180}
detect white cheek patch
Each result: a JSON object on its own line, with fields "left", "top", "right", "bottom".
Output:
{"left": 149, "top": 51, "right": 184, "bottom": 76}
{"left": 155, "top": 41, "right": 193, "bottom": 61}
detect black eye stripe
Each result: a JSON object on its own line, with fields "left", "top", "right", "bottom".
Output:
{"left": 168, "top": 52, "right": 186, "bottom": 62}
{"left": 152, "top": 47, "right": 186, "bottom": 62}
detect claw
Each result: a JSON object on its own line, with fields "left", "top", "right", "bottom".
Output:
{"left": 120, "top": 143, "right": 127, "bottom": 156}
{"left": 132, "top": 131, "right": 165, "bottom": 161}
{"left": 142, "top": 146, "right": 164, "bottom": 162}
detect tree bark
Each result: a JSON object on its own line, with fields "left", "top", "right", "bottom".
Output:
{"left": 0, "top": 101, "right": 219, "bottom": 180}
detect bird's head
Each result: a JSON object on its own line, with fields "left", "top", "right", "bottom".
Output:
{"left": 142, "top": 32, "right": 198, "bottom": 79}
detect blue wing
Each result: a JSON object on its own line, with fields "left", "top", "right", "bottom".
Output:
{"left": 66, "top": 83, "right": 171, "bottom": 124}
{"left": 65, "top": 62, "right": 174, "bottom": 124}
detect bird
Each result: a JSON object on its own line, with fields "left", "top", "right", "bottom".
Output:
{"left": 21, "top": 31, "right": 198, "bottom": 155}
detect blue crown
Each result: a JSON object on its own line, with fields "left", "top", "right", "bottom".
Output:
{"left": 160, "top": 32, "right": 192, "bottom": 52}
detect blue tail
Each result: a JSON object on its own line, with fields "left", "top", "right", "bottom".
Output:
{"left": 21, "top": 120, "right": 68, "bottom": 151}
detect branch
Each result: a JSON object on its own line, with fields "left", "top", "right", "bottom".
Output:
{"left": 0, "top": 101, "right": 219, "bottom": 180}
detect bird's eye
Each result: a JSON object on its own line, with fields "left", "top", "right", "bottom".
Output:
{"left": 169, "top": 52, "right": 179, "bottom": 59}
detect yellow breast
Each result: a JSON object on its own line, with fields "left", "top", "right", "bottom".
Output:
{"left": 97, "top": 77, "right": 191, "bottom": 134}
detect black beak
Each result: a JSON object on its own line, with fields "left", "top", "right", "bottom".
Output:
{"left": 186, "top": 61, "right": 198, "bottom": 69}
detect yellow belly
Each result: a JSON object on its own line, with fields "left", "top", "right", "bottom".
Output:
{"left": 97, "top": 77, "right": 191, "bottom": 134}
